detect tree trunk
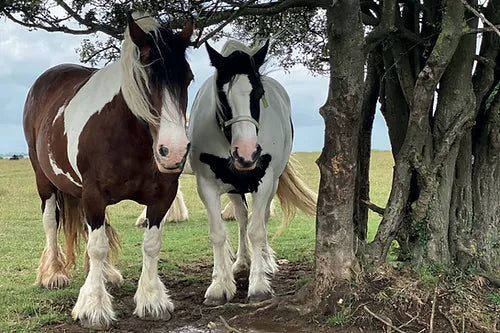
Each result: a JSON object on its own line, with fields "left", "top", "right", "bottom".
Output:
{"left": 380, "top": 46, "right": 410, "bottom": 157}
{"left": 449, "top": 134, "right": 474, "bottom": 267}
{"left": 354, "top": 51, "right": 381, "bottom": 249}
{"left": 472, "top": 86, "right": 500, "bottom": 274}
{"left": 469, "top": 0, "right": 500, "bottom": 275}
{"left": 313, "top": 0, "right": 363, "bottom": 302}
{"left": 420, "top": 20, "right": 476, "bottom": 265}
{"left": 365, "top": 0, "right": 465, "bottom": 263}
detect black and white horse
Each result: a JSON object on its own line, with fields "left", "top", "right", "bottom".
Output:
{"left": 189, "top": 40, "right": 316, "bottom": 305}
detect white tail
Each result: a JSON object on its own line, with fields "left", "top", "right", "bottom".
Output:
{"left": 276, "top": 157, "right": 317, "bottom": 233}
{"left": 221, "top": 201, "right": 237, "bottom": 221}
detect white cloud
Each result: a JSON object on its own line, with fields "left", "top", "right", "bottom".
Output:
{"left": 0, "top": 19, "right": 390, "bottom": 155}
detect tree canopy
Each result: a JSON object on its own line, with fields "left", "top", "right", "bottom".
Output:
{"left": 1, "top": 1, "right": 329, "bottom": 70}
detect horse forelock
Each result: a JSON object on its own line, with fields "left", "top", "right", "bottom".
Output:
{"left": 220, "top": 40, "right": 256, "bottom": 57}
{"left": 121, "top": 13, "right": 190, "bottom": 127}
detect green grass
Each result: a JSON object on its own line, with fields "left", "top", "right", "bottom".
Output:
{"left": 325, "top": 304, "right": 353, "bottom": 327}
{"left": 0, "top": 151, "right": 393, "bottom": 331}
{"left": 486, "top": 292, "right": 500, "bottom": 306}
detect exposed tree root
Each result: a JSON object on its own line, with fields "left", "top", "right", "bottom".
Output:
{"left": 219, "top": 315, "right": 242, "bottom": 333}
{"left": 438, "top": 307, "right": 459, "bottom": 333}
{"left": 363, "top": 305, "right": 408, "bottom": 333}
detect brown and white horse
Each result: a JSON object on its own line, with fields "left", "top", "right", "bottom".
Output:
{"left": 23, "top": 12, "right": 193, "bottom": 328}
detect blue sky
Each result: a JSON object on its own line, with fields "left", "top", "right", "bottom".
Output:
{"left": 0, "top": 19, "right": 391, "bottom": 155}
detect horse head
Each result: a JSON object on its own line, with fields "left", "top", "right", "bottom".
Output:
{"left": 124, "top": 12, "right": 194, "bottom": 173}
{"left": 206, "top": 40, "right": 269, "bottom": 171}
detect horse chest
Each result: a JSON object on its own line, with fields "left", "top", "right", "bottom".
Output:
{"left": 199, "top": 153, "right": 272, "bottom": 194}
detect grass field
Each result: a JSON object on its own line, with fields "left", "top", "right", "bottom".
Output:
{"left": 0, "top": 151, "right": 394, "bottom": 332}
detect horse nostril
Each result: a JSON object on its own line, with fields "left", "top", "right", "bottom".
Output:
{"left": 232, "top": 147, "right": 240, "bottom": 159}
{"left": 252, "top": 144, "right": 262, "bottom": 161}
{"left": 158, "top": 145, "right": 169, "bottom": 157}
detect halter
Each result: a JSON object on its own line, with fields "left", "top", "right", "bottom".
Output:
{"left": 215, "top": 92, "right": 262, "bottom": 142}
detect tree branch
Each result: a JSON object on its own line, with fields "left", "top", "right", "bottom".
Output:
{"left": 361, "top": 200, "right": 386, "bottom": 216}
{"left": 465, "top": 25, "right": 500, "bottom": 34}
{"left": 171, "top": 0, "right": 332, "bottom": 31}
{"left": 459, "top": 0, "right": 500, "bottom": 37}
{"left": 80, "top": 44, "right": 120, "bottom": 65}
{"left": 2, "top": 10, "right": 97, "bottom": 35}
{"left": 55, "top": 0, "right": 122, "bottom": 38}
{"left": 473, "top": 55, "right": 497, "bottom": 68}
{"left": 364, "top": 0, "right": 397, "bottom": 53}
{"left": 193, "top": 0, "right": 257, "bottom": 47}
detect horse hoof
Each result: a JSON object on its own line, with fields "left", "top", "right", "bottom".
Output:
{"left": 79, "top": 317, "right": 112, "bottom": 330}
{"left": 141, "top": 310, "right": 172, "bottom": 321}
{"left": 248, "top": 291, "right": 272, "bottom": 303}
{"left": 204, "top": 295, "right": 227, "bottom": 306}
{"left": 39, "top": 273, "right": 70, "bottom": 289}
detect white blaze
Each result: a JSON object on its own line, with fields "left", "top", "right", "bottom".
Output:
{"left": 156, "top": 92, "right": 189, "bottom": 166}
{"left": 224, "top": 75, "right": 258, "bottom": 161}
{"left": 223, "top": 75, "right": 256, "bottom": 140}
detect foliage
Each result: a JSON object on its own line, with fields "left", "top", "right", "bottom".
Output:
{"left": 229, "top": 8, "right": 327, "bottom": 73}
{"left": 1, "top": 0, "right": 328, "bottom": 71}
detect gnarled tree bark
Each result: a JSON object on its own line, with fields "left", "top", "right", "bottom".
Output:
{"left": 365, "top": 0, "right": 466, "bottom": 263}
{"left": 313, "top": 0, "right": 363, "bottom": 305}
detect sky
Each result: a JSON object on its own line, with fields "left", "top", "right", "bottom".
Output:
{"left": 0, "top": 18, "right": 391, "bottom": 155}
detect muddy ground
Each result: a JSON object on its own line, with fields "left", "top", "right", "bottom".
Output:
{"left": 48, "top": 261, "right": 498, "bottom": 333}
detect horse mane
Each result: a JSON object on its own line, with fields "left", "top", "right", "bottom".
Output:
{"left": 120, "top": 12, "right": 161, "bottom": 126}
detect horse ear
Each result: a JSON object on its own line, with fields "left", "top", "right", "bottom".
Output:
{"left": 177, "top": 20, "right": 194, "bottom": 43}
{"left": 253, "top": 39, "right": 270, "bottom": 68}
{"left": 205, "top": 42, "right": 224, "bottom": 68}
{"left": 128, "top": 13, "right": 148, "bottom": 48}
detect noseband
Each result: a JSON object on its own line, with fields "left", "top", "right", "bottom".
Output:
{"left": 222, "top": 115, "right": 260, "bottom": 130}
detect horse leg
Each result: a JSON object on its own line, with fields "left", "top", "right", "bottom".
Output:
{"left": 228, "top": 194, "right": 250, "bottom": 279}
{"left": 72, "top": 193, "right": 115, "bottom": 329}
{"left": 101, "top": 220, "right": 123, "bottom": 285}
{"left": 31, "top": 153, "right": 69, "bottom": 289}
{"left": 247, "top": 179, "right": 278, "bottom": 302}
{"left": 37, "top": 191, "right": 70, "bottom": 289}
{"left": 134, "top": 197, "right": 175, "bottom": 320}
{"left": 198, "top": 178, "right": 235, "bottom": 306}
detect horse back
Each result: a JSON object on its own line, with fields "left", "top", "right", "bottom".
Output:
{"left": 24, "top": 64, "right": 96, "bottom": 145}
{"left": 23, "top": 64, "right": 96, "bottom": 197}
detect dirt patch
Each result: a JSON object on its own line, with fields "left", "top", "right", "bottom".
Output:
{"left": 47, "top": 262, "right": 498, "bottom": 333}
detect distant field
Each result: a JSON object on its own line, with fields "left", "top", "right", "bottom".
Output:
{"left": 0, "top": 151, "right": 393, "bottom": 331}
